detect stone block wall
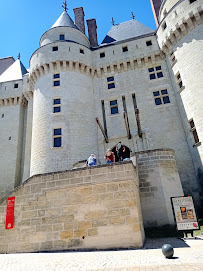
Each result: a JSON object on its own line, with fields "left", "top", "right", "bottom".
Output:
{"left": 136, "top": 149, "right": 184, "bottom": 227}
{"left": 0, "top": 161, "right": 144, "bottom": 254}
{"left": 0, "top": 104, "right": 23, "bottom": 200}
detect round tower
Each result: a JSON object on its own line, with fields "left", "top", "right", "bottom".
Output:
{"left": 156, "top": 0, "right": 203, "bottom": 200}
{"left": 29, "top": 7, "right": 98, "bottom": 176}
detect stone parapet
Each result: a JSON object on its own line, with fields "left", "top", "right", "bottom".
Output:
{"left": 0, "top": 161, "right": 145, "bottom": 254}
{"left": 135, "top": 148, "right": 184, "bottom": 227}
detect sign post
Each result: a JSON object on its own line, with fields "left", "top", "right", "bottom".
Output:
{"left": 5, "top": 197, "right": 15, "bottom": 230}
{"left": 171, "top": 196, "right": 200, "bottom": 236}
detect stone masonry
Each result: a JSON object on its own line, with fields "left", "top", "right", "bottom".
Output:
{"left": 0, "top": 161, "right": 145, "bottom": 254}
{"left": 0, "top": 149, "right": 184, "bottom": 254}
{"left": 136, "top": 149, "right": 184, "bottom": 226}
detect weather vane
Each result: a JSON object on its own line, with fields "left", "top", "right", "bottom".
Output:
{"left": 111, "top": 17, "right": 115, "bottom": 26}
{"left": 18, "top": 53, "right": 21, "bottom": 60}
{"left": 131, "top": 11, "right": 135, "bottom": 20}
{"left": 62, "top": 0, "right": 68, "bottom": 12}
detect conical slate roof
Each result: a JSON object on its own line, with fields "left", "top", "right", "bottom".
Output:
{"left": 102, "top": 19, "right": 154, "bottom": 44}
{"left": 0, "top": 59, "right": 28, "bottom": 83}
{"left": 51, "top": 11, "right": 79, "bottom": 30}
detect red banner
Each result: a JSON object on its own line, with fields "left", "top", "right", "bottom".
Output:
{"left": 5, "top": 197, "right": 15, "bottom": 229}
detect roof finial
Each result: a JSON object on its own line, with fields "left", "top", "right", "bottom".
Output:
{"left": 111, "top": 17, "right": 115, "bottom": 26}
{"left": 62, "top": 0, "right": 68, "bottom": 12}
{"left": 131, "top": 11, "right": 135, "bottom": 20}
{"left": 18, "top": 53, "right": 21, "bottom": 60}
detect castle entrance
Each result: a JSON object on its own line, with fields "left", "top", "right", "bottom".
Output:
{"left": 111, "top": 145, "right": 131, "bottom": 162}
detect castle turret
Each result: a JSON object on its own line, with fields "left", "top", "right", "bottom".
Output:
{"left": 29, "top": 4, "right": 97, "bottom": 176}
{"left": 156, "top": 0, "right": 203, "bottom": 204}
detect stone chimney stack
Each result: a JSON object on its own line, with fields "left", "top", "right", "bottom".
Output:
{"left": 86, "top": 19, "right": 98, "bottom": 48}
{"left": 73, "top": 7, "right": 85, "bottom": 34}
{"left": 150, "top": 0, "right": 162, "bottom": 27}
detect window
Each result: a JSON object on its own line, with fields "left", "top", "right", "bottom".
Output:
{"left": 53, "top": 74, "right": 60, "bottom": 79}
{"left": 53, "top": 128, "right": 62, "bottom": 147}
{"left": 148, "top": 66, "right": 163, "bottom": 80}
{"left": 52, "top": 46, "right": 58, "bottom": 51}
{"left": 189, "top": 119, "right": 199, "bottom": 144}
{"left": 53, "top": 74, "right": 60, "bottom": 87}
{"left": 107, "top": 76, "right": 115, "bottom": 89}
{"left": 1, "top": 114, "right": 4, "bottom": 118}
{"left": 100, "top": 52, "right": 105, "bottom": 58}
{"left": 14, "top": 84, "right": 18, "bottom": 88}
{"left": 146, "top": 40, "right": 152, "bottom": 46}
{"left": 176, "top": 72, "right": 184, "bottom": 90}
{"left": 179, "top": 81, "right": 183, "bottom": 89}
{"left": 122, "top": 46, "right": 128, "bottom": 52}
{"left": 170, "top": 53, "right": 177, "bottom": 66}
{"left": 80, "top": 49, "right": 84, "bottom": 54}
{"left": 9, "top": 137, "right": 11, "bottom": 140}
{"left": 53, "top": 98, "right": 61, "bottom": 113}
{"left": 110, "top": 100, "right": 118, "bottom": 114}
{"left": 60, "top": 34, "right": 65, "bottom": 40}
{"left": 153, "top": 90, "right": 170, "bottom": 106}
{"left": 162, "top": 22, "right": 167, "bottom": 30}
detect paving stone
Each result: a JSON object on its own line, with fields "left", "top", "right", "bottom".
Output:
{"left": 0, "top": 237, "right": 203, "bottom": 270}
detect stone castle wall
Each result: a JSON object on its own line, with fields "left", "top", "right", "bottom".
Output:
{"left": 0, "top": 103, "right": 23, "bottom": 200}
{"left": 157, "top": 0, "right": 203, "bottom": 201}
{"left": 0, "top": 162, "right": 145, "bottom": 254}
{"left": 0, "top": 149, "right": 184, "bottom": 254}
{"left": 136, "top": 149, "right": 184, "bottom": 226}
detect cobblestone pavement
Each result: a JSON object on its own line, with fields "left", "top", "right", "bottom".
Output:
{"left": 1, "top": 237, "right": 203, "bottom": 271}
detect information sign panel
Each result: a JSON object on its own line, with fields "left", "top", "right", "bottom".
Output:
{"left": 5, "top": 197, "right": 15, "bottom": 230}
{"left": 171, "top": 196, "right": 200, "bottom": 231}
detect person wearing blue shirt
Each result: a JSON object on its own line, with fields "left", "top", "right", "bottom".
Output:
{"left": 86, "top": 154, "right": 97, "bottom": 167}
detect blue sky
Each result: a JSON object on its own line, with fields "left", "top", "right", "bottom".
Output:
{"left": 0, "top": 0, "right": 156, "bottom": 68}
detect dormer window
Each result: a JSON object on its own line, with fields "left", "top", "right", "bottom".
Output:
{"left": 60, "top": 34, "right": 65, "bottom": 40}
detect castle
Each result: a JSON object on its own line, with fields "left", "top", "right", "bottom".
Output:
{"left": 0, "top": 0, "right": 202, "bottom": 253}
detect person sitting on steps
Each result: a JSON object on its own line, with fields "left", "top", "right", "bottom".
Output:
{"left": 104, "top": 149, "right": 115, "bottom": 164}
{"left": 86, "top": 154, "right": 97, "bottom": 167}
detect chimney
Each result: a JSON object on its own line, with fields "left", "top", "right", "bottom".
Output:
{"left": 73, "top": 7, "right": 85, "bottom": 34}
{"left": 86, "top": 19, "right": 98, "bottom": 48}
{"left": 150, "top": 0, "right": 162, "bottom": 27}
